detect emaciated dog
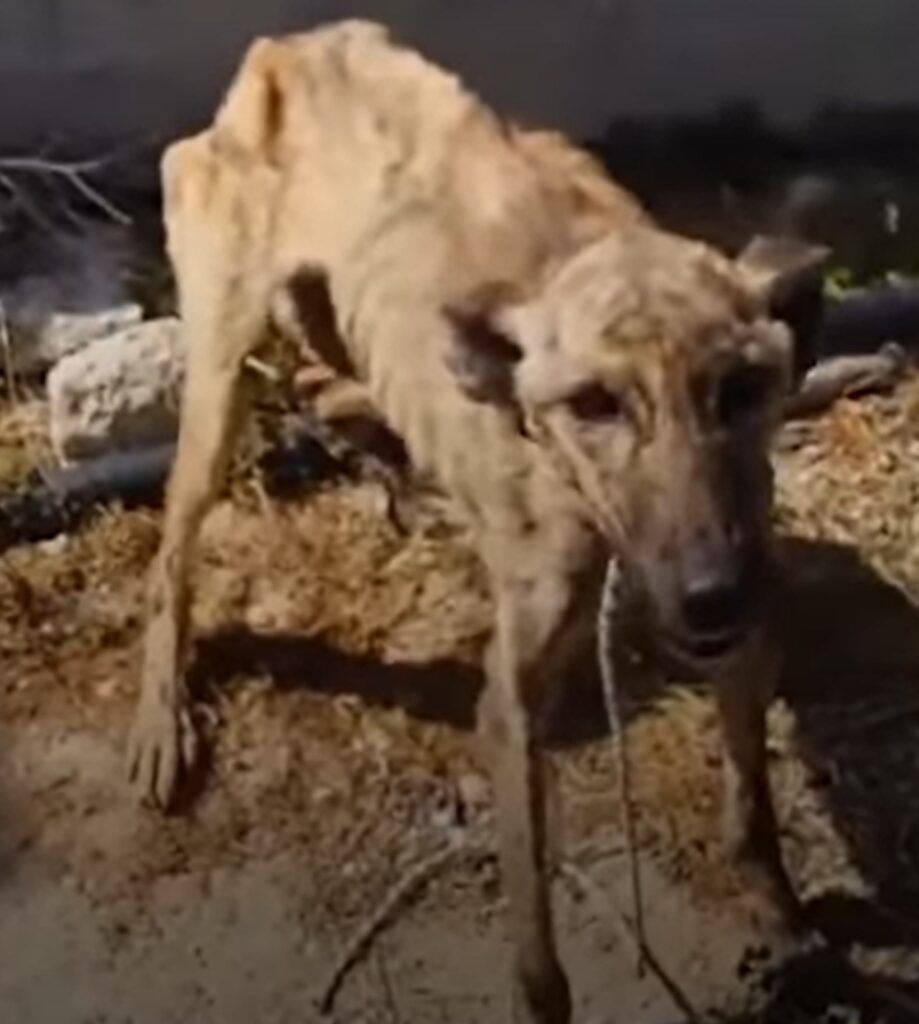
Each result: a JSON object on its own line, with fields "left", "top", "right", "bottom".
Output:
{"left": 128, "top": 20, "right": 826, "bottom": 1023}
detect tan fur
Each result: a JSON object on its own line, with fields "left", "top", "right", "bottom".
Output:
{"left": 129, "top": 21, "right": 819, "bottom": 1023}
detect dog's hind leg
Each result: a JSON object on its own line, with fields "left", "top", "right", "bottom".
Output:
{"left": 127, "top": 134, "right": 279, "bottom": 808}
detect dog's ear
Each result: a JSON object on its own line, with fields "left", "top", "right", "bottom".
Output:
{"left": 736, "top": 235, "right": 831, "bottom": 379}
{"left": 443, "top": 283, "right": 527, "bottom": 406}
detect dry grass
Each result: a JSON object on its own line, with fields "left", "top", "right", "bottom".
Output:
{"left": 0, "top": 394, "right": 52, "bottom": 490}
{"left": 4, "top": 368, "right": 919, "bottom": 1022}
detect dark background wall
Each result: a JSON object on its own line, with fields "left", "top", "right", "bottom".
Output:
{"left": 1, "top": 1, "right": 917, "bottom": 149}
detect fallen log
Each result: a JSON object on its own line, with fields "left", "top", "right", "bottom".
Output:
{"left": 786, "top": 342, "right": 906, "bottom": 419}
{"left": 0, "top": 420, "right": 350, "bottom": 554}
{"left": 0, "top": 443, "right": 173, "bottom": 551}
{"left": 820, "top": 281, "right": 919, "bottom": 359}
{"left": 780, "top": 280, "right": 919, "bottom": 418}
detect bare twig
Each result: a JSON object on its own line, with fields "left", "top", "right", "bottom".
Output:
{"left": 316, "top": 825, "right": 639, "bottom": 1017}
{"left": 243, "top": 354, "right": 283, "bottom": 385}
{"left": 317, "top": 834, "right": 491, "bottom": 1014}
{"left": 0, "top": 170, "right": 58, "bottom": 233}
{"left": 0, "top": 142, "right": 139, "bottom": 177}
{"left": 0, "top": 152, "right": 132, "bottom": 226}
{"left": 58, "top": 166, "right": 131, "bottom": 226}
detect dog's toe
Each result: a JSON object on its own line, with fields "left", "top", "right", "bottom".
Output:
{"left": 127, "top": 700, "right": 199, "bottom": 810}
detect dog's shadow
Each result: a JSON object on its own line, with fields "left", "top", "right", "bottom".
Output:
{"left": 775, "top": 538, "right": 919, "bottom": 928}
{"left": 188, "top": 534, "right": 919, "bottom": 1019}
{"left": 190, "top": 628, "right": 483, "bottom": 731}
{"left": 731, "top": 536, "right": 919, "bottom": 1022}
{"left": 188, "top": 536, "right": 919, "bottom": 907}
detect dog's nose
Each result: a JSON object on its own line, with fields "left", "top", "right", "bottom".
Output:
{"left": 680, "top": 567, "right": 744, "bottom": 638}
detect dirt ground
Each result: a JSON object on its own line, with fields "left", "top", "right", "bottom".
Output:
{"left": 4, "top": 372, "right": 919, "bottom": 1024}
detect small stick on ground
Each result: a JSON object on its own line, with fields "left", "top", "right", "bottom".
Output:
{"left": 317, "top": 835, "right": 491, "bottom": 1015}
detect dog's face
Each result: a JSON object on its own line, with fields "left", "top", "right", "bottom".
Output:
{"left": 447, "top": 230, "right": 826, "bottom": 660}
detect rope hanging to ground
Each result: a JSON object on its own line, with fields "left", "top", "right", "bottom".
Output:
{"left": 595, "top": 557, "right": 704, "bottom": 1022}
{"left": 596, "top": 557, "right": 648, "bottom": 969}
{"left": 317, "top": 555, "right": 701, "bottom": 1020}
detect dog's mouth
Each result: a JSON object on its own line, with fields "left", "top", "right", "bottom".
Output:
{"left": 617, "top": 563, "right": 759, "bottom": 665}
{"left": 666, "top": 626, "right": 748, "bottom": 662}
{"left": 631, "top": 601, "right": 753, "bottom": 669}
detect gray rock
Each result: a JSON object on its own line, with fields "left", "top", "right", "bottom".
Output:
{"left": 47, "top": 317, "right": 185, "bottom": 462}
{"left": 4, "top": 290, "right": 143, "bottom": 376}
{"left": 0, "top": 223, "right": 144, "bottom": 376}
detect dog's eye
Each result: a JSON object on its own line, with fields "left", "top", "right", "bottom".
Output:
{"left": 567, "top": 384, "right": 625, "bottom": 422}
{"left": 715, "top": 364, "right": 777, "bottom": 425}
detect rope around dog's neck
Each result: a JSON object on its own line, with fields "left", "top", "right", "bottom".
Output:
{"left": 597, "top": 556, "right": 648, "bottom": 974}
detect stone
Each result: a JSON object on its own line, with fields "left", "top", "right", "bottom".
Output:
{"left": 47, "top": 317, "right": 184, "bottom": 462}
{"left": 4, "top": 293, "right": 144, "bottom": 376}
{"left": 0, "top": 225, "right": 145, "bottom": 376}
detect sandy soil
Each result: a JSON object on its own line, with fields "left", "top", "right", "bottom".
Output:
{"left": 4, "top": 375, "right": 919, "bottom": 1023}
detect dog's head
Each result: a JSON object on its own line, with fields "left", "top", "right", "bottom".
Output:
{"left": 446, "top": 229, "right": 827, "bottom": 661}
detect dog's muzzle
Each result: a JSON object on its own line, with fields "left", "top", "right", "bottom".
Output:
{"left": 674, "top": 566, "right": 753, "bottom": 658}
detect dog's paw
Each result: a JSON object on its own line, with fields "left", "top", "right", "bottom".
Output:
{"left": 512, "top": 963, "right": 572, "bottom": 1024}
{"left": 126, "top": 697, "right": 200, "bottom": 810}
{"left": 735, "top": 873, "right": 824, "bottom": 966}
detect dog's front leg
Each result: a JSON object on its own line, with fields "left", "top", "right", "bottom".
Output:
{"left": 127, "top": 135, "right": 276, "bottom": 809}
{"left": 127, "top": 344, "right": 248, "bottom": 809}
{"left": 478, "top": 566, "right": 587, "bottom": 1024}
{"left": 713, "top": 626, "right": 802, "bottom": 936}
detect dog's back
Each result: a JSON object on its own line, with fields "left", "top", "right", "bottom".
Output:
{"left": 194, "top": 19, "right": 643, "bottom": 285}
{"left": 169, "top": 19, "right": 648, "bottom": 521}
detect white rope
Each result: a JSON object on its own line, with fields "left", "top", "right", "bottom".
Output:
{"left": 596, "top": 556, "right": 648, "bottom": 974}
